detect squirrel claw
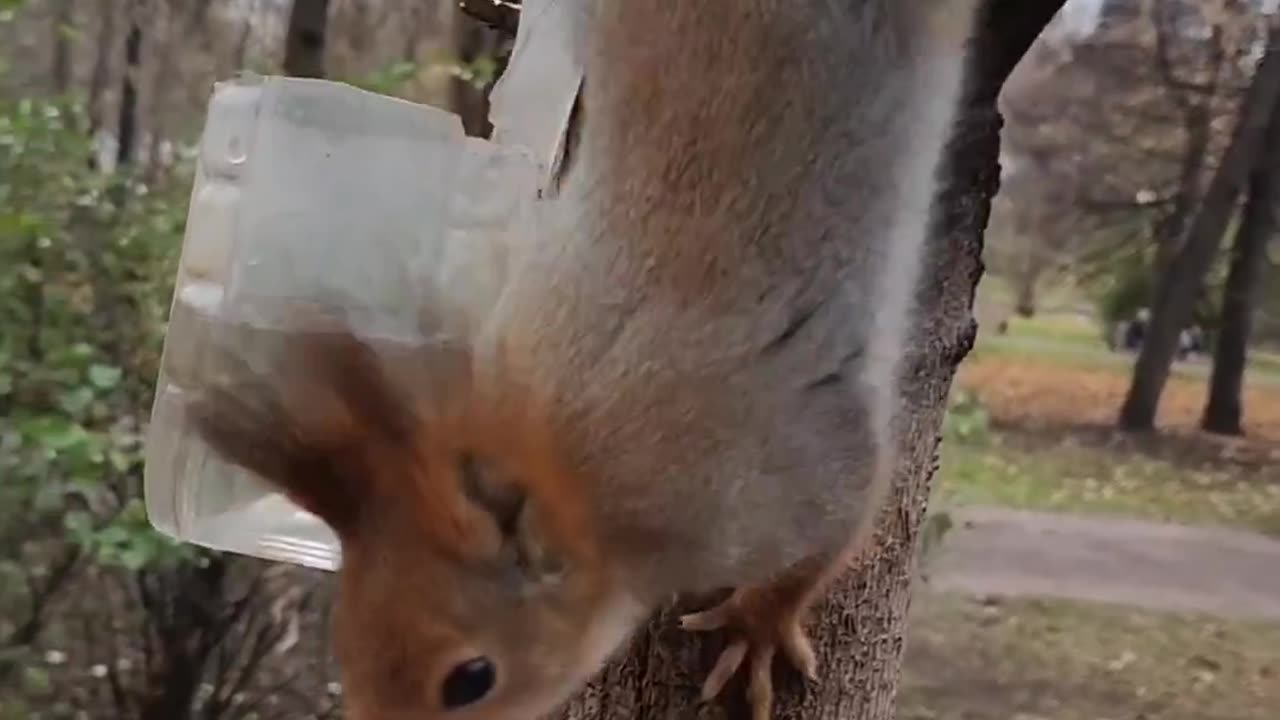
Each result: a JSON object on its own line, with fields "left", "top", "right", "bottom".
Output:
{"left": 678, "top": 589, "right": 819, "bottom": 719}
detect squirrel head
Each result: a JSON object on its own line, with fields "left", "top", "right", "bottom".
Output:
{"left": 187, "top": 319, "right": 645, "bottom": 720}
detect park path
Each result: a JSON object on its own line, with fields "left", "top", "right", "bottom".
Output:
{"left": 924, "top": 506, "right": 1280, "bottom": 622}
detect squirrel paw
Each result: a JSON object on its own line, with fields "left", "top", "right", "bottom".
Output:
{"left": 678, "top": 587, "right": 818, "bottom": 720}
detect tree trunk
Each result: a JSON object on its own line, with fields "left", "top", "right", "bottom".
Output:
{"left": 115, "top": 13, "right": 143, "bottom": 168}
{"left": 1014, "top": 252, "right": 1040, "bottom": 318}
{"left": 1153, "top": 104, "right": 1212, "bottom": 275}
{"left": 50, "top": 0, "right": 75, "bottom": 94}
{"left": 1118, "top": 23, "right": 1280, "bottom": 432}
{"left": 282, "top": 0, "right": 331, "bottom": 78}
{"left": 87, "top": 1, "right": 118, "bottom": 140}
{"left": 451, "top": 10, "right": 503, "bottom": 138}
{"left": 1201, "top": 101, "right": 1280, "bottom": 435}
{"left": 145, "top": 1, "right": 175, "bottom": 181}
{"left": 1148, "top": 5, "right": 1225, "bottom": 274}
{"left": 232, "top": 0, "right": 256, "bottom": 71}
{"left": 546, "top": 2, "right": 1066, "bottom": 718}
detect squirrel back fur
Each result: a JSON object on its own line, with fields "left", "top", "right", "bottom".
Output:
{"left": 484, "top": 0, "right": 979, "bottom": 597}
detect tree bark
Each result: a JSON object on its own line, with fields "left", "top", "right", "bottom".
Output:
{"left": 1119, "top": 23, "right": 1280, "bottom": 432}
{"left": 1201, "top": 100, "right": 1280, "bottom": 435}
{"left": 545, "top": 2, "right": 1067, "bottom": 718}
{"left": 282, "top": 0, "right": 331, "bottom": 79}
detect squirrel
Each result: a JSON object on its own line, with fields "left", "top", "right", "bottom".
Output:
{"left": 187, "top": 1, "right": 979, "bottom": 719}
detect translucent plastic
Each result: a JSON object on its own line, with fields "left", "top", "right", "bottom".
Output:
{"left": 143, "top": 74, "right": 538, "bottom": 571}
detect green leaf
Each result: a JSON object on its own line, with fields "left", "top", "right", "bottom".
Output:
{"left": 57, "top": 386, "right": 94, "bottom": 415}
{"left": 95, "top": 525, "right": 130, "bottom": 546}
{"left": 63, "top": 510, "right": 94, "bottom": 544}
{"left": 87, "top": 363, "right": 122, "bottom": 390}
{"left": 20, "top": 417, "right": 77, "bottom": 448}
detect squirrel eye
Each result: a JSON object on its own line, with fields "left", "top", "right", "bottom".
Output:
{"left": 442, "top": 657, "right": 496, "bottom": 709}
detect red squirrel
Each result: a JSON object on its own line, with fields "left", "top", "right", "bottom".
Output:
{"left": 188, "top": 2, "right": 979, "bottom": 719}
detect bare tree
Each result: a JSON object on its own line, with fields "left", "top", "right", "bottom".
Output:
{"left": 1201, "top": 96, "right": 1280, "bottom": 435}
{"left": 1147, "top": 0, "right": 1234, "bottom": 269}
{"left": 1119, "top": 21, "right": 1280, "bottom": 432}
{"left": 997, "top": 0, "right": 1254, "bottom": 298}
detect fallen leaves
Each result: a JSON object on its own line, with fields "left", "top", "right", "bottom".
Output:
{"left": 956, "top": 356, "right": 1280, "bottom": 467}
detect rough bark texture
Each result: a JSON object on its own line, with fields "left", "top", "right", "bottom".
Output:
{"left": 546, "top": 2, "right": 1066, "bottom": 718}
{"left": 1119, "top": 23, "right": 1280, "bottom": 431}
{"left": 282, "top": 0, "right": 332, "bottom": 79}
{"left": 1201, "top": 99, "right": 1280, "bottom": 435}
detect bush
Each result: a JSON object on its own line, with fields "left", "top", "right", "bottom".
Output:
{"left": 0, "top": 92, "right": 189, "bottom": 570}
{"left": 1091, "top": 245, "right": 1154, "bottom": 338}
{"left": 2, "top": 88, "right": 344, "bottom": 720}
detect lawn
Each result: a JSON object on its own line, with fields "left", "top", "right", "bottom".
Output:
{"left": 936, "top": 431, "right": 1280, "bottom": 536}
{"left": 900, "top": 593, "right": 1280, "bottom": 720}
{"left": 971, "top": 280, "right": 1280, "bottom": 385}
{"left": 934, "top": 295, "right": 1280, "bottom": 535}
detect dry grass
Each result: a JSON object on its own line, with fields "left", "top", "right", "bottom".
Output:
{"left": 957, "top": 356, "right": 1280, "bottom": 465}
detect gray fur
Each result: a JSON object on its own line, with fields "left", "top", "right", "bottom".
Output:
{"left": 483, "top": 0, "right": 978, "bottom": 601}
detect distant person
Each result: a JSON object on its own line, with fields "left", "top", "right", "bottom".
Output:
{"left": 1122, "top": 307, "right": 1150, "bottom": 352}
{"left": 1177, "top": 324, "right": 1206, "bottom": 360}
{"left": 1108, "top": 322, "right": 1124, "bottom": 350}
{"left": 1177, "top": 328, "right": 1192, "bottom": 361}
{"left": 1188, "top": 324, "right": 1205, "bottom": 354}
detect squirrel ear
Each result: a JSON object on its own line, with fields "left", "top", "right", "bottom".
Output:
{"left": 188, "top": 371, "right": 367, "bottom": 535}
{"left": 456, "top": 453, "right": 566, "bottom": 585}
{"left": 186, "top": 326, "right": 425, "bottom": 537}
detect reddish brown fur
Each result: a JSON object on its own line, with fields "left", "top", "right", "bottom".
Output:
{"left": 189, "top": 323, "right": 630, "bottom": 720}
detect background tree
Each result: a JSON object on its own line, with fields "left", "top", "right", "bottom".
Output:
{"left": 1119, "top": 20, "right": 1280, "bottom": 431}
{"left": 1201, "top": 92, "right": 1280, "bottom": 435}
{"left": 993, "top": 0, "right": 1260, "bottom": 333}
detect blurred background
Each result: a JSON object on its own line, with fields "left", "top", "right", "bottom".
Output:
{"left": 0, "top": 1, "right": 1277, "bottom": 719}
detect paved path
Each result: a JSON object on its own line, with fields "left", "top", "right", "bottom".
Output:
{"left": 925, "top": 506, "right": 1280, "bottom": 622}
